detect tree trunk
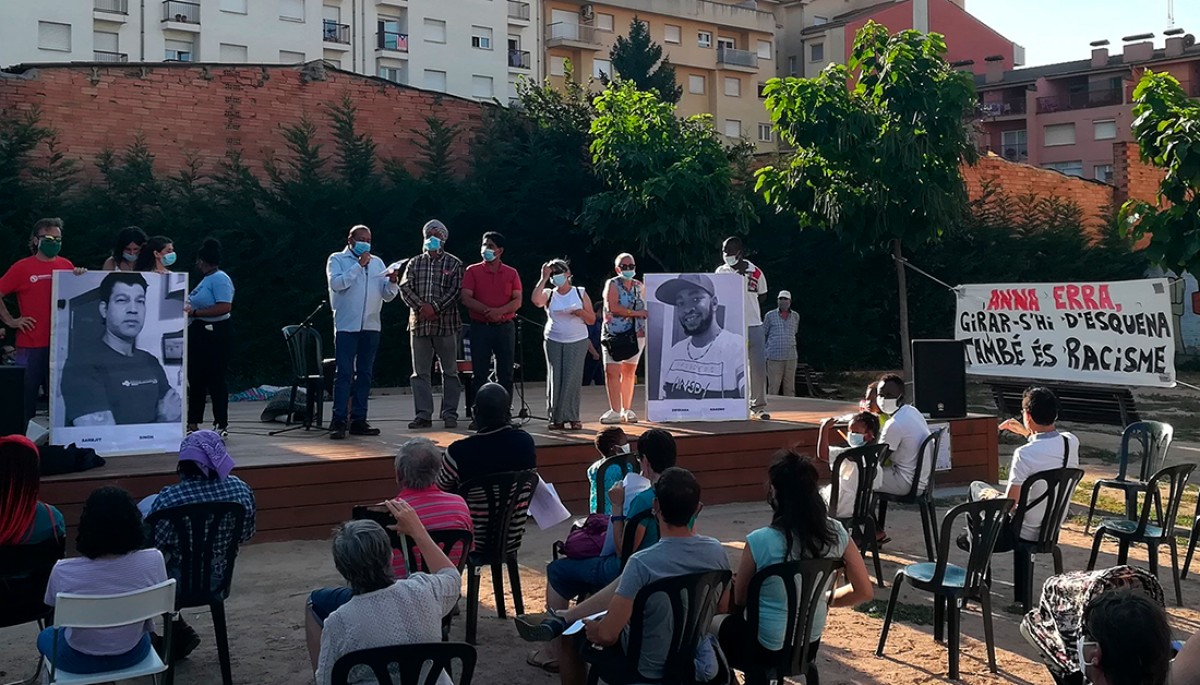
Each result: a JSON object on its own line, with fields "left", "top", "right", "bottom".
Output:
{"left": 893, "top": 238, "right": 913, "bottom": 381}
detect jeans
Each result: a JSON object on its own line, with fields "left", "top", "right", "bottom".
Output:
{"left": 766, "top": 358, "right": 798, "bottom": 397}
{"left": 38, "top": 628, "right": 152, "bottom": 674}
{"left": 332, "top": 330, "right": 381, "bottom": 424}
{"left": 468, "top": 321, "right": 515, "bottom": 400}
{"left": 411, "top": 333, "right": 460, "bottom": 421}
{"left": 546, "top": 554, "right": 622, "bottom": 599}
{"left": 747, "top": 325, "right": 768, "bottom": 412}
{"left": 16, "top": 346, "right": 49, "bottom": 422}
{"left": 308, "top": 586, "right": 354, "bottom": 624}
{"left": 544, "top": 338, "right": 588, "bottom": 423}
{"left": 187, "top": 319, "right": 233, "bottom": 427}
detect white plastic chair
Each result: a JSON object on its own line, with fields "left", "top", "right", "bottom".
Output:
{"left": 43, "top": 579, "right": 177, "bottom": 685}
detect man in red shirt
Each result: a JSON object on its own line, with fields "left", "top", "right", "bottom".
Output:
{"left": 460, "top": 232, "right": 522, "bottom": 425}
{"left": 0, "top": 218, "right": 77, "bottom": 423}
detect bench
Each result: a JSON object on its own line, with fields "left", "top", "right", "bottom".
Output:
{"left": 987, "top": 380, "right": 1140, "bottom": 427}
{"left": 794, "top": 363, "right": 837, "bottom": 398}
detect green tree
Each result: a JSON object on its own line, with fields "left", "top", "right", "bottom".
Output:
{"left": 608, "top": 16, "right": 682, "bottom": 104}
{"left": 756, "top": 21, "right": 978, "bottom": 375}
{"left": 1119, "top": 71, "right": 1200, "bottom": 276}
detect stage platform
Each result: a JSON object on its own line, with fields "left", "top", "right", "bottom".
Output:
{"left": 40, "top": 385, "right": 999, "bottom": 543}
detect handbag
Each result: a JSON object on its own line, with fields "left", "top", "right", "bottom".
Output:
{"left": 561, "top": 513, "right": 610, "bottom": 559}
{"left": 601, "top": 282, "right": 642, "bottom": 362}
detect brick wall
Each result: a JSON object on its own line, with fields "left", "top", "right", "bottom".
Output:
{"left": 962, "top": 153, "right": 1116, "bottom": 232}
{"left": 1112, "top": 140, "right": 1167, "bottom": 208}
{"left": 0, "top": 62, "right": 488, "bottom": 179}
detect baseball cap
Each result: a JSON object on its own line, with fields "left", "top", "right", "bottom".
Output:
{"left": 778, "top": 290, "right": 792, "bottom": 299}
{"left": 656, "top": 274, "right": 716, "bottom": 304}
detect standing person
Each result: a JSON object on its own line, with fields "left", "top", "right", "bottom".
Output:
{"left": 0, "top": 218, "right": 81, "bottom": 423}
{"left": 599, "top": 253, "right": 647, "bottom": 424}
{"left": 460, "top": 231, "right": 521, "bottom": 427}
{"left": 133, "top": 236, "right": 176, "bottom": 274}
{"left": 184, "top": 239, "right": 234, "bottom": 436}
{"left": 399, "top": 220, "right": 464, "bottom": 430}
{"left": 762, "top": 290, "right": 800, "bottom": 397}
{"left": 717, "top": 236, "right": 770, "bottom": 419}
{"left": 326, "top": 225, "right": 400, "bottom": 441}
{"left": 101, "top": 227, "right": 148, "bottom": 272}
{"left": 531, "top": 259, "right": 594, "bottom": 431}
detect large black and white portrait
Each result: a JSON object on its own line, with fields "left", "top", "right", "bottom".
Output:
{"left": 51, "top": 271, "right": 187, "bottom": 455}
{"left": 645, "top": 273, "right": 748, "bottom": 422}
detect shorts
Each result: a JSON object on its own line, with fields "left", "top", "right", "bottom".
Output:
{"left": 308, "top": 586, "right": 353, "bottom": 624}
{"left": 602, "top": 337, "right": 646, "bottom": 366}
{"left": 546, "top": 554, "right": 622, "bottom": 599}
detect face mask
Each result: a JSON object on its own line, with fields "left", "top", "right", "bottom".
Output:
{"left": 123, "top": 251, "right": 138, "bottom": 263}
{"left": 37, "top": 237, "right": 62, "bottom": 258}
{"left": 620, "top": 270, "right": 636, "bottom": 280}
{"left": 846, "top": 433, "right": 867, "bottom": 448}
{"left": 162, "top": 252, "right": 177, "bottom": 267}
{"left": 482, "top": 247, "right": 496, "bottom": 262}
{"left": 779, "top": 301, "right": 790, "bottom": 311}
{"left": 1076, "top": 640, "right": 1099, "bottom": 673}
{"left": 617, "top": 443, "right": 631, "bottom": 455}
{"left": 351, "top": 241, "right": 371, "bottom": 256}
{"left": 723, "top": 254, "right": 738, "bottom": 267}
{"left": 424, "top": 236, "right": 442, "bottom": 252}
{"left": 551, "top": 273, "right": 567, "bottom": 288}
{"left": 878, "top": 397, "right": 900, "bottom": 415}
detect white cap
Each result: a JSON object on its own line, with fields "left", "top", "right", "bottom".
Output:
{"left": 778, "top": 290, "right": 792, "bottom": 300}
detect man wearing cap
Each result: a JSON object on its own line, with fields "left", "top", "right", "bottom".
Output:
{"left": 653, "top": 274, "right": 746, "bottom": 401}
{"left": 762, "top": 290, "right": 800, "bottom": 397}
{"left": 717, "top": 236, "right": 770, "bottom": 419}
{"left": 399, "top": 219, "right": 464, "bottom": 429}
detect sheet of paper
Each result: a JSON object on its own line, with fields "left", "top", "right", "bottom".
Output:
{"left": 563, "top": 611, "right": 608, "bottom": 635}
{"left": 529, "top": 478, "right": 572, "bottom": 530}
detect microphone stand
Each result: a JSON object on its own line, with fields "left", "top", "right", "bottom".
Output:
{"left": 271, "top": 300, "right": 328, "bottom": 436}
{"left": 513, "top": 313, "right": 549, "bottom": 423}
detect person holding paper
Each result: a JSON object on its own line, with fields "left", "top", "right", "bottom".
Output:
{"left": 436, "top": 383, "right": 536, "bottom": 492}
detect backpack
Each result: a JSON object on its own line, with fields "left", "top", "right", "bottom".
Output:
{"left": 561, "top": 513, "right": 610, "bottom": 559}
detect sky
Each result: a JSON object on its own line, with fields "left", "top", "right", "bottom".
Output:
{"left": 968, "top": 0, "right": 1200, "bottom": 67}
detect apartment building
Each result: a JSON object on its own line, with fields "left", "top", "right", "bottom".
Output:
{"left": 540, "top": 0, "right": 779, "bottom": 151}
{"left": 976, "top": 32, "right": 1200, "bottom": 182}
{"left": 0, "top": 0, "right": 540, "bottom": 102}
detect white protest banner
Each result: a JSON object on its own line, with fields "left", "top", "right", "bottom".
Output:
{"left": 954, "top": 278, "right": 1175, "bottom": 388}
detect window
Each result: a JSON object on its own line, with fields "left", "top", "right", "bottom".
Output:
{"left": 809, "top": 42, "right": 824, "bottom": 62}
{"left": 717, "top": 37, "right": 735, "bottom": 51}
{"left": 757, "top": 82, "right": 767, "bottom": 98}
{"left": 723, "top": 76, "right": 740, "bottom": 97}
{"left": 378, "top": 64, "right": 405, "bottom": 83}
{"left": 37, "top": 22, "right": 71, "bottom": 52}
{"left": 165, "top": 39, "right": 194, "bottom": 61}
{"left": 723, "top": 119, "right": 742, "bottom": 138}
{"left": 1043, "top": 160, "right": 1083, "bottom": 177}
{"left": 593, "top": 58, "right": 612, "bottom": 80}
{"left": 219, "top": 43, "right": 247, "bottom": 61}
{"left": 424, "top": 18, "right": 447, "bottom": 44}
{"left": 664, "top": 25, "right": 681, "bottom": 44}
{"left": 757, "top": 40, "right": 772, "bottom": 59}
{"left": 787, "top": 56, "right": 797, "bottom": 76}
{"left": 94, "top": 30, "right": 119, "bottom": 52}
{"left": 596, "top": 13, "right": 614, "bottom": 32}
{"left": 698, "top": 31, "right": 712, "bottom": 48}
{"left": 1000, "top": 129, "right": 1028, "bottom": 161}
{"left": 757, "top": 123, "right": 773, "bottom": 142}
{"left": 812, "top": 15, "right": 830, "bottom": 25}
{"left": 424, "top": 69, "right": 447, "bottom": 92}
{"left": 1095, "top": 164, "right": 1114, "bottom": 183}
{"left": 322, "top": 5, "right": 340, "bottom": 22}
{"left": 471, "top": 26, "right": 493, "bottom": 49}
{"left": 1044, "top": 123, "right": 1076, "bottom": 147}
{"left": 280, "top": 50, "right": 305, "bottom": 63}
{"left": 378, "top": 17, "right": 405, "bottom": 50}
{"left": 688, "top": 74, "right": 705, "bottom": 94}
{"left": 279, "top": 0, "right": 304, "bottom": 22}
{"left": 221, "top": 0, "right": 247, "bottom": 13}
{"left": 550, "top": 55, "right": 567, "bottom": 77}
{"left": 472, "top": 75, "right": 494, "bottom": 99}
{"left": 1094, "top": 119, "right": 1118, "bottom": 140}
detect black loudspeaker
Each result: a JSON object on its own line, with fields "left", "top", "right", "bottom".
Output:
{"left": 912, "top": 339, "right": 967, "bottom": 419}
{"left": 0, "top": 365, "right": 26, "bottom": 436}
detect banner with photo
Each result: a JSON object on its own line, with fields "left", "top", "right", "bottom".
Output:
{"left": 645, "top": 273, "right": 749, "bottom": 422}
{"left": 954, "top": 278, "right": 1176, "bottom": 388}
{"left": 51, "top": 271, "right": 187, "bottom": 455}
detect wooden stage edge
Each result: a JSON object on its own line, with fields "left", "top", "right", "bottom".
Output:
{"left": 39, "top": 386, "right": 1000, "bottom": 544}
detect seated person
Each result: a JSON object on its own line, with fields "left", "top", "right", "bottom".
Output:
{"left": 146, "top": 430, "right": 257, "bottom": 658}
{"left": 859, "top": 381, "right": 889, "bottom": 424}
{"left": 816, "top": 411, "right": 881, "bottom": 519}
{"left": 519, "top": 468, "right": 731, "bottom": 685}
{"left": 306, "top": 500, "right": 462, "bottom": 685}
{"left": 874, "top": 373, "right": 931, "bottom": 497}
{"left": 1, "top": 435, "right": 65, "bottom": 547}
{"left": 715, "top": 450, "right": 874, "bottom": 677}
{"left": 526, "top": 428, "right": 674, "bottom": 672}
{"left": 586, "top": 427, "right": 633, "bottom": 513}
{"left": 1078, "top": 589, "right": 1173, "bottom": 685}
{"left": 39, "top": 487, "right": 168, "bottom": 675}
{"left": 437, "top": 383, "right": 536, "bottom": 492}
{"left": 388, "top": 437, "right": 473, "bottom": 578}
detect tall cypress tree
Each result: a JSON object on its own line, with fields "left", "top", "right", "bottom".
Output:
{"left": 608, "top": 16, "right": 683, "bottom": 104}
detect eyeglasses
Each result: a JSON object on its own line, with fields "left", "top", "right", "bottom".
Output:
{"left": 619, "top": 263, "right": 636, "bottom": 269}
{"left": 39, "top": 236, "right": 62, "bottom": 243}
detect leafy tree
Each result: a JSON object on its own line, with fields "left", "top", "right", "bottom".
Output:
{"left": 608, "top": 16, "right": 682, "bottom": 104}
{"left": 756, "top": 21, "right": 978, "bottom": 375}
{"left": 1119, "top": 71, "right": 1200, "bottom": 276}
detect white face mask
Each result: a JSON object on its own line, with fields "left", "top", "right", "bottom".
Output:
{"left": 617, "top": 443, "right": 631, "bottom": 455}
{"left": 878, "top": 397, "right": 900, "bottom": 415}
{"left": 1077, "top": 639, "right": 1099, "bottom": 674}
{"left": 722, "top": 254, "right": 738, "bottom": 267}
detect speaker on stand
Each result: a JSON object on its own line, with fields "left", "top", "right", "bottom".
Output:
{"left": 912, "top": 339, "right": 967, "bottom": 419}
{"left": 0, "top": 365, "right": 27, "bottom": 436}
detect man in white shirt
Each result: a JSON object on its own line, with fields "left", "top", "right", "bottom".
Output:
{"left": 875, "top": 373, "right": 932, "bottom": 496}
{"left": 326, "top": 225, "right": 400, "bottom": 440}
{"left": 716, "top": 237, "right": 769, "bottom": 419}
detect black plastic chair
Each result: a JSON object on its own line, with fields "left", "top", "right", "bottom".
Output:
{"left": 281, "top": 324, "right": 325, "bottom": 429}
{"left": 619, "top": 508, "right": 659, "bottom": 571}
{"left": 330, "top": 642, "right": 476, "bottom": 685}
{"left": 1183, "top": 497, "right": 1200, "bottom": 579}
{"left": 145, "top": 501, "right": 248, "bottom": 685}
{"left": 1087, "top": 462, "right": 1195, "bottom": 606}
{"left": 0, "top": 536, "right": 65, "bottom": 685}
{"left": 1006, "top": 467, "right": 1084, "bottom": 611}
{"left": 456, "top": 469, "right": 539, "bottom": 644}
{"left": 592, "top": 453, "right": 641, "bottom": 515}
{"left": 1084, "top": 421, "right": 1173, "bottom": 532}
{"left": 582, "top": 570, "right": 732, "bottom": 685}
{"left": 828, "top": 443, "right": 886, "bottom": 587}
{"left": 740, "top": 558, "right": 844, "bottom": 685}
{"left": 876, "top": 498, "right": 1013, "bottom": 680}
{"left": 875, "top": 428, "right": 944, "bottom": 562}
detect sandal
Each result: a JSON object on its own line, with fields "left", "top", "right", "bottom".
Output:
{"left": 548, "top": 422, "right": 565, "bottom": 431}
{"left": 526, "top": 649, "right": 560, "bottom": 673}
{"left": 568, "top": 421, "right": 584, "bottom": 430}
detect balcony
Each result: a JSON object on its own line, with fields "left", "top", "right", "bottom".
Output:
{"left": 1035, "top": 87, "right": 1123, "bottom": 114}
{"left": 545, "top": 22, "right": 601, "bottom": 50}
{"left": 323, "top": 20, "right": 350, "bottom": 45}
{"left": 979, "top": 98, "right": 1026, "bottom": 117}
{"left": 162, "top": 0, "right": 200, "bottom": 31}
{"left": 94, "top": 50, "right": 129, "bottom": 62}
{"left": 508, "top": 49, "right": 530, "bottom": 70}
{"left": 717, "top": 46, "right": 759, "bottom": 72}
{"left": 95, "top": 0, "right": 129, "bottom": 14}
{"left": 507, "top": 0, "right": 530, "bottom": 23}
{"left": 377, "top": 30, "right": 409, "bottom": 53}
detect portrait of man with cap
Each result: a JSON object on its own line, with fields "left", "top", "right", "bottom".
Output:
{"left": 650, "top": 273, "right": 746, "bottom": 402}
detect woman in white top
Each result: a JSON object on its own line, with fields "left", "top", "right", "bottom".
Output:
{"left": 599, "top": 253, "right": 648, "bottom": 425}
{"left": 531, "top": 259, "right": 595, "bottom": 430}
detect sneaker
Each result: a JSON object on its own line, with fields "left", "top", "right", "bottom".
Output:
{"left": 599, "top": 409, "right": 621, "bottom": 425}
{"left": 444, "top": 418, "right": 458, "bottom": 429}
{"left": 329, "top": 420, "right": 347, "bottom": 440}
{"left": 349, "top": 420, "right": 381, "bottom": 436}
{"left": 408, "top": 418, "right": 433, "bottom": 430}
{"left": 168, "top": 617, "right": 202, "bottom": 660}
{"left": 468, "top": 419, "right": 478, "bottom": 431}
{"left": 514, "top": 613, "right": 569, "bottom": 642}
{"left": 751, "top": 411, "right": 772, "bottom": 421}
{"left": 214, "top": 425, "right": 229, "bottom": 440}
{"left": 621, "top": 409, "right": 638, "bottom": 423}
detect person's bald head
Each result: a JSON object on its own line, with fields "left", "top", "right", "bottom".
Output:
{"left": 473, "top": 383, "right": 511, "bottom": 430}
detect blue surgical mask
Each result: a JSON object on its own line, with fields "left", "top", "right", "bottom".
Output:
{"left": 482, "top": 247, "right": 496, "bottom": 262}
{"left": 551, "top": 273, "right": 567, "bottom": 287}
{"left": 123, "top": 251, "right": 138, "bottom": 263}
{"left": 424, "top": 236, "right": 442, "bottom": 252}
{"left": 846, "top": 433, "right": 867, "bottom": 448}
{"left": 620, "top": 270, "right": 636, "bottom": 280}
{"left": 351, "top": 241, "right": 371, "bottom": 256}
{"left": 162, "top": 252, "right": 177, "bottom": 267}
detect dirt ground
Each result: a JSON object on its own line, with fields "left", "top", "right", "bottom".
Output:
{"left": 4, "top": 496, "right": 1198, "bottom": 685}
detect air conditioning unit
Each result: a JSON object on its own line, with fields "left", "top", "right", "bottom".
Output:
{"left": 580, "top": 4, "right": 595, "bottom": 22}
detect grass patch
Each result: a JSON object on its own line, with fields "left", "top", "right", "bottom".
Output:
{"left": 1070, "top": 478, "right": 1200, "bottom": 542}
{"left": 855, "top": 599, "right": 935, "bottom": 625}
{"left": 1078, "top": 446, "right": 1118, "bottom": 464}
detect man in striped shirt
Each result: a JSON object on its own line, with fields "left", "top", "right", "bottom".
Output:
{"left": 392, "top": 438, "right": 472, "bottom": 578}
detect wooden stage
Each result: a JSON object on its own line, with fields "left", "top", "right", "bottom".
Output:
{"left": 40, "top": 386, "right": 1000, "bottom": 543}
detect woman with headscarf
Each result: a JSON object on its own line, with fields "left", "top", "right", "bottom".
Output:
{"left": 185, "top": 238, "right": 235, "bottom": 437}
{"left": 0, "top": 435, "right": 65, "bottom": 547}
{"left": 101, "top": 226, "right": 148, "bottom": 272}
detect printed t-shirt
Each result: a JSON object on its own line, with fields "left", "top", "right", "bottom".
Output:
{"left": 716, "top": 260, "right": 767, "bottom": 326}
{"left": 61, "top": 341, "right": 170, "bottom": 424}
{"left": 660, "top": 328, "right": 746, "bottom": 400}
{"left": 0, "top": 256, "right": 74, "bottom": 348}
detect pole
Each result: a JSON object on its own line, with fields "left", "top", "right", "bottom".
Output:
{"left": 893, "top": 238, "right": 913, "bottom": 381}
{"left": 913, "top": 0, "right": 929, "bottom": 33}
